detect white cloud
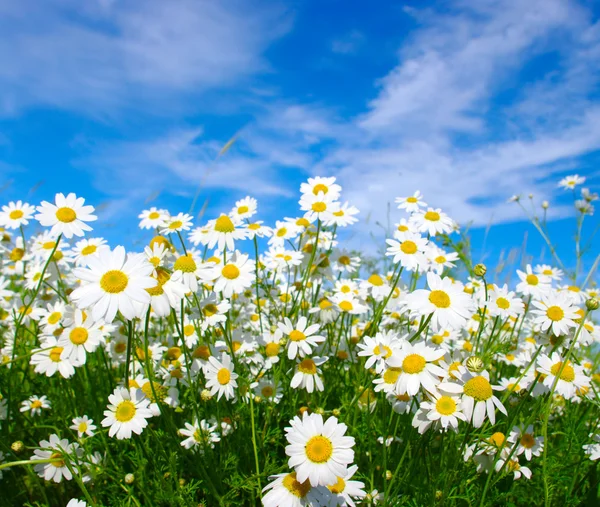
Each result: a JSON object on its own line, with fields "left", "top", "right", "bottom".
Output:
{"left": 0, "top": 0, "right": 290, "bottom": 116}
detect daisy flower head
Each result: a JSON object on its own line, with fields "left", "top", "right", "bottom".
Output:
{"left": 70, "top": 415, "right": 97, "bottom": 438}
{"left": 299, "top": 191, "right": 340, "bottom": 224}
{"left": 412, "top": 392, "right": 466, "bottom": 434}
{"left": 161, "top": 212, "right": 194, "bottom": 234}
{"left": 285, "top": 411, "right": 355, "bottom": 487}
{"left": 101, "top": 387, "right": 155, "bottom": 439}
{"left": 268, "top": 219, "right": 302, "bottom": 248}
{"left": 205, "top": 353, "right": 238, "bottom": 401}
{"left": 356, "top": 331, "right": 400, "bottom": 373}
{"left": 71, "top": 246, "right": 156, "bottom": 323}
{"left": 535, "top": 264, "right": 563, "bottom": 281}
{"left": 331, "top": 249, "right": 361, "bottom": 274}
{"left": 202, "top": 214, "right": 248, "bottom": 252}
{"left": 427, "top": 246, "right": 459, "bottom": 275}
{"left": 410, "top": 207, "right": 454, "bottom": 236}
{"left": 30, "top": 336, "right": 77, "bottom": 378}
{"left": 386, "top": 341, "right": 446, "bottom": 396}
{"left": 558, "top": 174, "right": 585, "bottom": 190}
{"left": 300, "top": 176, "right": 342, "bottom": 201}
{"left": 495, "top": 457, "right": 532, "bottom": 480}
{"left": 508, "top": 425, "right": 543, "bottom": 461}
{"left": 261, "top": 471, "right": 325, "bottom": 507}
{"left": 530, "top": 292, "right": 579, "bottom": 337}
{"left": 170, "top": 251, "right": 206, "bottom": 293}
{"left": 253, "top": 378, "right": 284, "bottom": 404}
{"left": 325, "top": 464, "right": 366, "bottom": 507}
{"left": 516, "top": 265, "right": 551, "bottom": 298}
{"left": 323, "top": 202, "right": 360, "bottom": 228}
{"left": 291, "top": 356, "right": 328, "bottom": 393}
{"left": 35, "top": 193, "right": 96, "bottom": 239}
{"left": 198, "top": 295, "right": 230, "bottom": 331}
{"left": 439, "top": 370, "right": 507, "bottom": 428}
{"left": 385, "top": 232, "right": 429, "bottom": 271}
{"left": 138, "top": 207, "right": 169, "bottom": 230}
{"left": 405, "top": 272, "right": 474, "bottom": 330}
{"left": 230, "top": 196, "right": 257, "bottom": 221}
{"left": 179, "top": 419, "right": 221, "bottom": 451}
{"left": 207, "top": 251, "right": 255, "bottom": 298}
{"left": 583, "top": 434, "right": 600, "bottom": 461}
{"left": 395, "top": 191, "right": 427, "bottom": 213}
{"left": 20, "top": 395, "right": 51, "bottom": 416}
{"left": 31, "top": 434, "right": 82, "bottom": 483}
{"left": 58, "top": 311, "right": 104, "bottom": 365}
{"left": 72, "top": 238, "right": 107, "bottom": 266}
{"left": 0, "top": 200, "right": 36, "bottom": 229}
{"left": 279, "top": 316, "right": 326, "bottom": 360}
{"left": 536, "top": 352, "right": 590, "bottom": 400}
{"left": 488, "top": 285, "right": 524, "bottom": 319}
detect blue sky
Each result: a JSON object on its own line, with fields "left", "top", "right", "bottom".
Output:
{"left": 0, "top": 0, "right": 599, "bottom": 272}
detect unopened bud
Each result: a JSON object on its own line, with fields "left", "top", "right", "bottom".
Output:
{"left": 11, "top": 441, "right": 24, "bottom": 453}
{"left": 542, "top": 200, "right": 549, "bottom": 209}
{"left": 385, "top": 470, "right": 392, "bottom": 480}
{"left": 200, "top": 389, "right": 212, "bottom": 402}
{"left": 332, "top": 408, "right": 341, "bottom": 417}
{"left": 314, "top": 407, "right": 325, "bottom": 415}
{"left": 474, "top": 264, "right": 487, "bottom": 277}
{"left": 586, "top": 298, "right": 599, "bottom": 311}
{"left": 125, "top": 473, "right": 135, "bottom": 484}
{"left": 466, "top": 356, "right": 484, "bottom": 373}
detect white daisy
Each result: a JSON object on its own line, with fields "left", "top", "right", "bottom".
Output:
{"left": 101, "top": 387, "right": 156, "bottom": 439}
{"left": 395, "top": 191, "right": 427, "bottom": 213}
{"left": 0, "top": 200, "right": 36, "bottom": 229}
{"left": 278, "top": 316, "right": 325, "bottom": 360}
{"left": 387, "top": 341, "right": 445, "bottom": 396}
{"left": 31, "top": 434, "right": 82, "bottom": 483}
{"left": 205, "top": 353, "right": 238, "bottom": 401}
{"left": 70, "top": 415, "right": 97, "bottom": 438}
{"left": 35, "top": 193, "right": 96, "bottom": 239}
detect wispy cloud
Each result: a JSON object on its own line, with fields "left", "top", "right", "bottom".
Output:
{"left": 0, "top": 0, "right": 290, "bottom": 117}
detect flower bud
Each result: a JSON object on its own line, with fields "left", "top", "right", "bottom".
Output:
{"left": 200, "top": 389, "right": 212, "bottom": 402}
{"left": 542, "top": 200, "right": 549, "bottom": 209}
{"left": 11, "top": 441, "right": 24, "bottom": 453}
{"left": 466, "top": 356, "right": 484, "bottom": 373}
{"left": 385, "top": 470, "right": 392, "bottom": 480}
{"left": 586, "top": 298, "right": 599, "bottom": 311}
{"left": 474, "top": 263, "right": 487, "bottom": 278}
{"left": 125, "top": 473, "right": 135, "bottom": 484}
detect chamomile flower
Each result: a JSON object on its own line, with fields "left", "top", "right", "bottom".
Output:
{"left": 205, "top": 353, "right": 238, "bottom": 401}
{"left": 253, "top": 378, "right": 284, "bottom": 404}
{"left": 101, "top": 387, "right": 156, "bottom": 439}
{"left": 558, "top": 174, "right": 585, "bottom": 189}
{"left": 439, "top": 370, "right": 507, "bottom": 428}
{"left": 279, "top": 316, "right": 325, "bottom": 360}
{"left": 494, "top": 457, "right": 532, "bottom": 480}
{"left": 31, "top": 434, "right": 82, "bottom": 483}
{"left": 300, "top": 176, "right": 342, "bottom": 200}
{"left": 35, "top": 193, "right": 97, "bottom": 239}
{"left": 21, "top": 395, "right": 51, "bottom": 416}
{"left": 198, "top": 295, "right": 230, "bottom": 331}
{"left": 387, "top": 341, "right": 445, "bottom": 396}
{"left": 161, "top": 212, "right": 193, "bottom": 233}
{"left": 299, "top": 192, "right": 340, "bottom": 224}
{"left": 0, "top": 200, "right": 36, "bottom": 229}
{"left": 138, "top": 207, "right": 169, "bottom": 230}
{"left": 326, "top": 465, "right": 366, "bottom": 507}
{"left": 583, "top": 434, "right": 600, "bottom": 461}
{"left": 202, "top": 214, "right": 248, "bottom": 252}
{"left": 261, "top": 471, "right": 325, "bottom": 507}
{"left": 488, "top": 285, "right": 524, "bottom": 319}
{"left": 323, "top": 202, "right": 360, "bottom": 228}
{"left": 269, "top": 219, "right": 302, "bottom": 248}
{"left": 385, "top": 232, "right": 428, "bottom": 271}
{"left": 356, "top": 331, "right": 399, "bottom": 373}
{"left": 410, "top": 208, "right": 454, "bottom": 236}
{"left": 396, "top": 191, "right": 427, "bottom": 213}
{"left": 30, "top": 336, "right": 77, "bottom": 378}
{"left": 536, "top": 353, "right": 590, "bottom": 400}
{"left": 70, "top": 416, "right": 97, "bottom": 438}
{"left": 508, "top": 425, "right": 543, "bottom": 461}
{"left": 207, "top": 252, "right": 255, "bottom": 298}
{"left": 412, "top": 392, "right": 466, "bottom": 434}
{"left": 404, "top": 272, "right": 474, "bottom": 330}
{"left": 71, "top": 246, "right": 156, "bottom": 323}
{"left": 516, "top": 265, "right": 551, "bottom": 298}
{"left": 58, "top": 312, "right": 104, "bottom": 364}
{"left": 72, "top": 238, "right": 107, "bottom": 266}
{"left": 230, "top": 196, "right": 257, "bottom": 220}
{"left": 530, "top": 292, "right": 579, "bottom": 337}
{"left": 291, "top": 357, "right": 328, "bottom": 393}
{"left": 180, "top": 419, "right": 221, "bottom": 451}
{"left": 285, "top": 412, "right": 355, "bottom": 487}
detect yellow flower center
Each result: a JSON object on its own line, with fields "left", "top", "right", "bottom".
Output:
{"left": 520, "top": 433, "right": 535, "bottom": 448}
{"left": 402, "top": 354, "right": 426, "bottom": 374}
{"left": 148, "top": 211, "right": 160, "bottom": 219}
{"left": 312, "top": 201, "right": 327, "bottom": 213}
{"left": 526, "top": 274, "right": 539, "bottom": 285}
{"left": 168, "top": 220, "right": 183, "bottom": 230}
{"left": 47, "top": 312, "right": 62, "bottom": 325}
{"left": 373, "top": 344, "right": 392, "bottom": 359}
{"left": 282, "top": 472, "right": 311, "bottom": 498}
{"left": 81, "top": 245, "right": 97, "bottom": 256}
{"left": 398, "top": 224, "right": 408, "bottom": 232}
{"left": 276, "top": 227, "right": 287, "bottom": 237}
{"left": 383, "top": 367, "right": 402, "bottom": 384}
{"left": 496, "top": 297, "right": 510, "bottom": 310}
{"left": 78, "top": 422, "right": 88, "bottom": 433}
{"left": 568, "top": 285, "right": 580, "bottom": 293}
{"left": 436, "top": 396, "right": 457, "bottom": 415}
{"left": 464, "top": 376, "right": 493, "bottom": 401}
{"left": 141, "top": 381, "right": 168, "bottom": 402}
{"left": 49, "top": 346, "right": 63, "bottom": 362}
{"left": 313, "top": 183, "right": 329, "bottom": 195}
{"left": 305, "top": 435, "right": 333, "bottom": 463}
{"left": 489, "top": 432, "right": 506, "bottom": 448}
{"left": 339, "top": 300, "right": 353, "bottom": 312}
{"left": 429, "top": 290, "right": 451, "bottom": 308}
{"left": 115, "top": 400, "right": 136, "bottom": 422}
{"left": 174, "top": 255, "right": 197, "bottom": 273}
{"left": 100, "top": 270, "right": 129, "bottom": 294}
{"left": 31, "top": 400, "right": 43, "bottom": 409}
{"left": 546, "top": 306, "right": 564, "bottom": 321}
{"left": 237, "top": 205, "right": 249, "bottom": 214}
{"left": 221, "top": 264, "right": 240, "bottom": 280}
{"left": 9, "top": 209, "right": 23, "bottom": 219}
{"left": 406, "top": 196, "right": 418, "bottom": 203}
{"left": 400, "top": 240, "right": 417, "bottom": 254}
{"left": 328, "top": 476, "right": 346, "bottom": 494}
{"left": 193, "top": 345, "right": 211, "bottom": 360}
{"left": 10, "top": 247, "right": 25, "bottom": 261}
{"left": 50, "top": 452, "right": 65, "bottom": 468}
{"left": 55, "top": 207, "right": 77, "bottom": 223}
{"left": 202, "top": 304, "right": 219, "bottom": 317}
{"left": 69, "top": 327, "right": 89, "bottom": 345}
{"left": 424, "top": 211, "right": 440, "bottom": 222}
{"left": 368, "top": 274, "right": 384, "bottom": 286}
{"left": 550, "top": 361, "right": 575, "bottom": 382}
{"left": 289, "top": 330, "right": 306, "bottom": 342}
{"left": 261, "top": 386, "right": 274, "bottom": 398}
{"left": 217, "top": 368, "right": 231, "bottom": 385}
{"left": 214, "top": 215, "right": 235, "bottom": 233}
{"left": 298, "top": 358, "right": 317, "bottom": 374}
{"left": 43, "top": 241, "right": 56, "bottom": 250}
